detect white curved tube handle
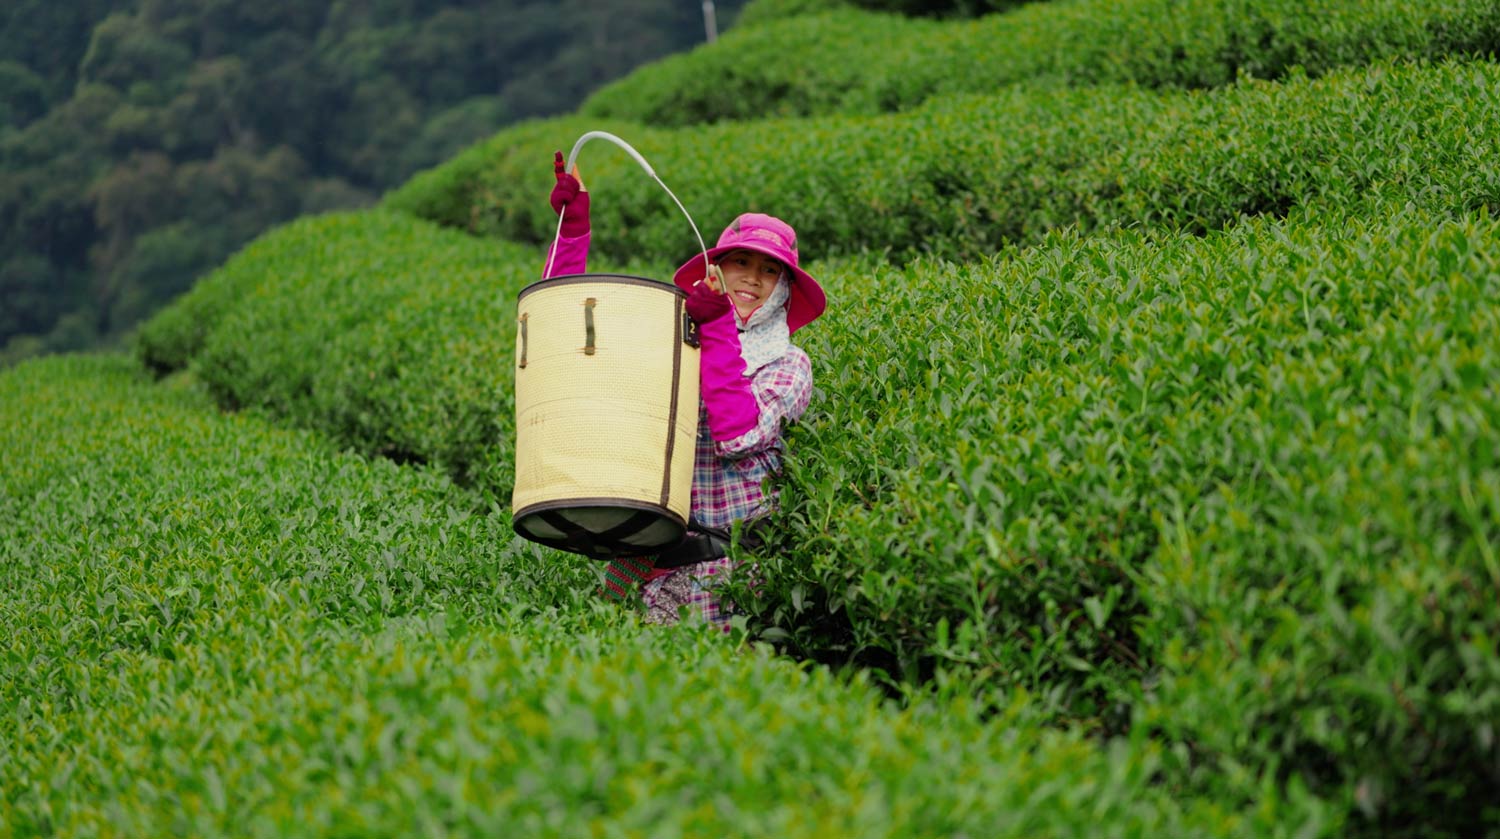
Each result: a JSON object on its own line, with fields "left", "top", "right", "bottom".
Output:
{"left": 547, "top": 131, "right": 712, "bottom": 286}
{"left": 567, "top": 131, "right": 656, "bottom": 179}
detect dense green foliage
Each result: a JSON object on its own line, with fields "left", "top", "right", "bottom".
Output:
{"left": 0, "top": 0, "right": 746, "bottom": 366}
{"left": 581, "top": 0, "right": 1500, "bottom": 125}
{"left": 0, "top": 1, "right": 117, "bottom": 110}
{"left": 0, "top": 355, "right": 1277, "bottom": 836}
{"left": 142, "top": 210, "right": 538, "bottom": 488}
{"left": 388, "top": 60, "right": 1500, "bottom": 265}
{"left": 12, "top": 0, "right": 1500, "bottom": 833}
{"left": 746, "top": 202, "right": 1500, "bottom": 830}
{"left": 133, "top": 199, "right": 1500, "bottom": 834}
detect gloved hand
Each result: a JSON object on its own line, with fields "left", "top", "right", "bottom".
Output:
{"left": 550, "top": 150, "right": 590, "bottom": 238}
{"left": 684, "top": 269, "right": 732, "bottom": 325}
{"left": 692, "top": 262, "right": 758, "bottom": 441}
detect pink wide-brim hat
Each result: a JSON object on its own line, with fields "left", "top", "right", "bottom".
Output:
{"left": 671, "top": 212, "right": 826, "bottom": 333}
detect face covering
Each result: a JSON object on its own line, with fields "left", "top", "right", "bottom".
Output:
{"left": 732, "top": 275, "right": 791, "bottom": 374}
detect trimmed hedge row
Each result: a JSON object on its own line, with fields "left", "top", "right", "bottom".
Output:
{"left": 378, "top": 114, "right": 651, "bottom": 252}
{"left": 0, "top": 355, "right": 591, "bottom": 665}
{"left": 734, "top": 202, "right": 1500, "bottom": 832}
{"left": 130, "top": 195, "right": 1500, "bottom": 829}
{"left": 0, "top": 355, "right": 1279, "bottom": 836}
{"left": 132, "top": 214, "right": 318, "bottom": 375}
{"left": 134, "top": 211, "right": 460, "bottom": 375}
{"left": 581, "top": 0, "right": 1500, "bottom": 126}
{"left": 136, "top": 210, "right": 547, "bottom": 488}
{"left": 734, "top": 0, "right": 853, "bottom": 29}
{"left": 385, "top": 60, "right": 1500, "bottom": 271}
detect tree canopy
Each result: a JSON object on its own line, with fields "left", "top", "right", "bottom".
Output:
{"left": 1, "top": 0, "right": 746, "bottom": 364}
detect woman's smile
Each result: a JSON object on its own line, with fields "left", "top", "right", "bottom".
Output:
{"left": 717, "top": 249, "right": 785, "bottom": 318}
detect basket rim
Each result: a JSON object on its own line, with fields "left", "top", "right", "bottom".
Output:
{"left": 519, "top": 272, "right": 683, "bottom": 300}
{"left": 513, "top": 497, "right": 687, "bottom": 526}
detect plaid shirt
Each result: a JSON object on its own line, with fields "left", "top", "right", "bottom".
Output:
{"left": 632, "top": 344, "right": 813, "bottom": 625}
{"left": 691, "top": 343, "right": 814, "bottom": 530}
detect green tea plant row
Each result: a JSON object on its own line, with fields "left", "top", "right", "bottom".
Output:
{"left": 735, "top": 201, "right": 1500, "bottom": 833}
{"left": 131, "top": 196, "right": 1499, "bottom": 828}
{"left": 377, "top": 114, "right": 646, "bottom": 277}
{"left": 137, "top": 210, "right": 547, "bottom": 489}
{"left": 0, "top": 356, "right": 1281, "bottom": 836}
{"left": 0, "top": 355, "right": 592, "bottom": 679}
{"left": 131, "top": 211, "right": 430, "bottom": 374}
{"left": 734, "top": 0, "right": 852, "bottom": 28}
{"left": 581, "top": 0, "right": 1500, "bottom": 126}
{"left": 386, "top": 60, "right": 1500, "bottom": 271}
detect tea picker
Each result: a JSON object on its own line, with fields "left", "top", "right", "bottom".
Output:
{"left": 519, "top": 131, "right": 827, "bottom": 625}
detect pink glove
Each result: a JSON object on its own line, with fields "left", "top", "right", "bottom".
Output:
{"left": 685, "top": 275, "right": 731, "bottom": 325}
{"left": 550, "top": 151, "right": 590, "bottom": 238}
{"left": 691, "top": 280, "right": 759, "bottom": 441}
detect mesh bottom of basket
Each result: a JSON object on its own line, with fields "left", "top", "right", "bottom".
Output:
{"left": 514, "top": 504, "right": 685, "bottom": 559}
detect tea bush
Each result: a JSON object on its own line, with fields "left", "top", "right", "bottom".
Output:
{"left": 128, "top": 198, "right": 1500, "bottom": 831}
{"left": 44, "top": 0, "right": 1500, "bottom": 831}
{"left": 0, "top": 355, "right": 1284, "bottom": 836}
{"left": 388, "top": 60, "right": 1500, "bottom": 268}
{"left": 0, "top": 355, "right": 592, "bottom": 664}
{"left": 585, "top": 9, "right": 932, "bottom": 126}
{"left": 139, "top": 210, "right": 546, "bottom": 487}
{"left": 581, "top": 0, "right": 1500, "bottom": 125}
{"left": 133, "top": 211, "right": 498, "bottom": 375}
{"left": 132, "top": 214, "right": 338, "bottom": 374}
{"left": 735, "top": 0, "right": 855, "bottom": 28}
{"left": 377, "top": 115, "right": 651, "bottom": 242}
{"left": 736, "top": 202, "right": 1500, "bottom": 831}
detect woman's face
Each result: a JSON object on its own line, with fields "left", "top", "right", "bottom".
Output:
{"left": 716, "top": 249, "right": 785, "bottom": 319}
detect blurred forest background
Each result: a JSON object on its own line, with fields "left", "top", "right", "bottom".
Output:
{"left": 0, "top": 0, "right": 749, "bottom": 366}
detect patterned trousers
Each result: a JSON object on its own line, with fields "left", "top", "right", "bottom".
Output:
{"left": 603, "top": 556, "right": 736, "bottom": 629}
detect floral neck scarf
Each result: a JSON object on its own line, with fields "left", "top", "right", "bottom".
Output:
{"left": 733, "top": 276, "right": 791, "bottom": 374}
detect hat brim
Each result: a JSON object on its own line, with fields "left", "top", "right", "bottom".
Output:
{"left": 672, "top": 243, "right": 826, "bottom": 334}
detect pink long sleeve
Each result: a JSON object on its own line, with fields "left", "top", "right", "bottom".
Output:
{"left": 712, "top": 346, "right": 812, "bottom": 459}
{"left": 542, "top": 231, "right": 590, "bottom": 279}
{"left": 696, "top": 312, "right": 759, "bottom": 441}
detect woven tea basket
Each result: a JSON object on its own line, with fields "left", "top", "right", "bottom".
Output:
{"left": 512, "top": 273, "right": 700, "bottom": 558}
{"left": 511, "top": 132, "right": 715, "bottom": 559}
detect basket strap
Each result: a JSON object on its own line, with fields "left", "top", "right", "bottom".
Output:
{"left": 594, "top": 510, "right": 662, "bottom": 544}
{"left": 653, "top": 519, "right": 769, "bottom": 568}
{"left": 583, "top": 298, "right": 596, "bottom": 355}
{"left": 537, "top": 511, "right": 609, "bottom": 559}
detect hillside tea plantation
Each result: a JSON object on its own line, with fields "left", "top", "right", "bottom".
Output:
{"left": 0, "top": 357, "right": 1271, "bottom": 835}
{"left": 387, "top": 60, "right": 1500, "bottom": 266}
{"left": 579, "top": 0, "right": 1500, "bottom": 124}
{"left": 7, "top": 0, "right": 1500, "bottom": 834}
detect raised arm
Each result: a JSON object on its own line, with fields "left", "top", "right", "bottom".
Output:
{"left": 542, "top": 150, "right": 590, "bottom": 279}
